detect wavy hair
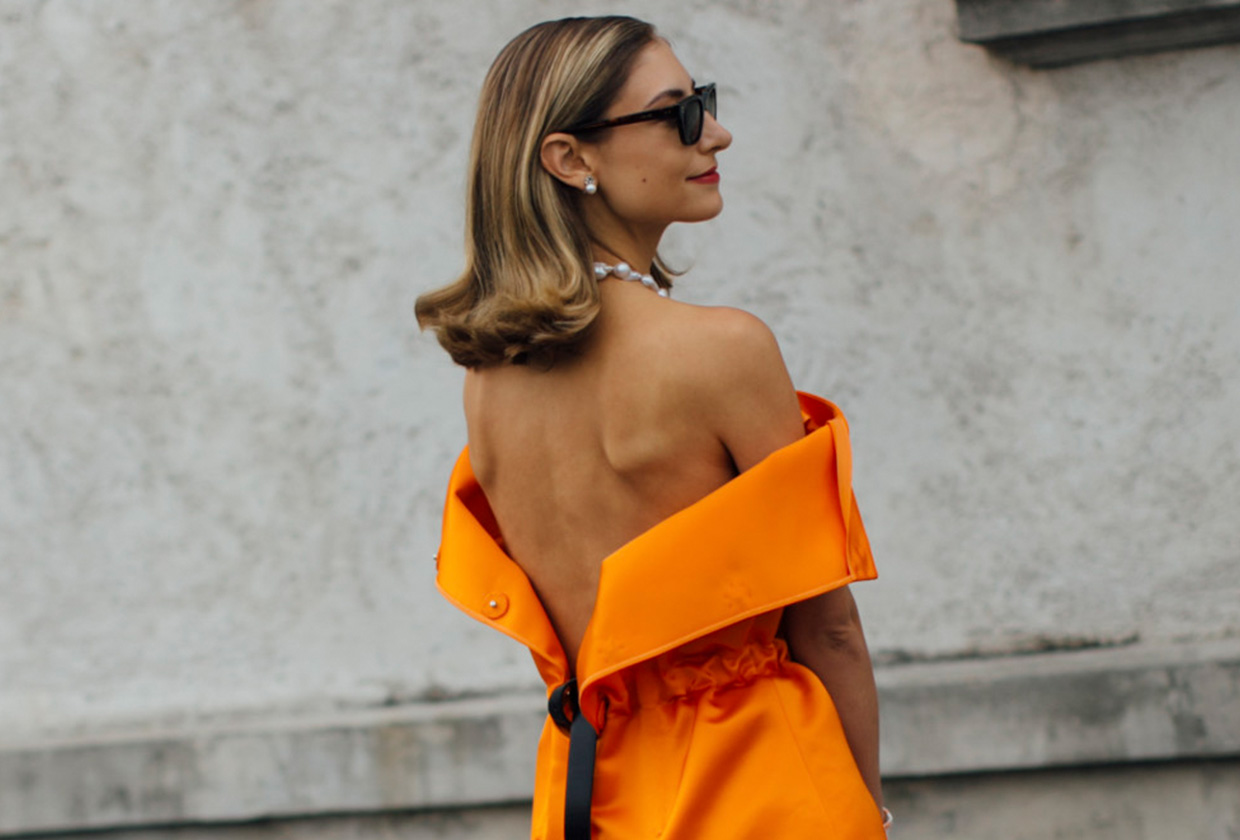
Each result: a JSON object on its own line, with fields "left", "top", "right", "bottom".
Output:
{"left": 415, "top": 16, "right": 673, "bottom": 368}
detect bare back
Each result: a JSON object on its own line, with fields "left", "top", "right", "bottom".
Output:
{"left": 464, "top": 284, "right": 755, "bottom": 668}
{"left": 463, "top": 280, "right": 807, "bottom": 669}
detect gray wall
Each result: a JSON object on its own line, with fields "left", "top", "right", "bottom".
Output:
{"left": 2, "top": 0, "right": 1238, "bottom": 836}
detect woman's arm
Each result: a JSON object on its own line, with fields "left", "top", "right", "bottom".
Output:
{"left": 781, "top": 585, "right": 883, "bottom": 810}
{"left": 694, "top": 307, "right": 885, "bottom": 809}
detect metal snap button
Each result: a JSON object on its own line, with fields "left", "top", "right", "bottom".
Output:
{"left": 483, "top": 592, "right": 509, "bottom": 619}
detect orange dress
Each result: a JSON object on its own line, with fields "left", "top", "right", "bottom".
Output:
{"left": 435, "top": 392, "right": 886, "bottom": 839}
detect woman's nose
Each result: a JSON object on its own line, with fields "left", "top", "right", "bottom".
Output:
{"left": 701, "top": 112, "right": 732, "bottom": 152}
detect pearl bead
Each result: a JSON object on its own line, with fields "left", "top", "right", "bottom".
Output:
{"left": 591, "top": 262, "right": 669, "bottom": 299}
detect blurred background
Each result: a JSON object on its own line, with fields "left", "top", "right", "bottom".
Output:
{"left": 1, "top": 1, "right": 1237, "bottom": 837}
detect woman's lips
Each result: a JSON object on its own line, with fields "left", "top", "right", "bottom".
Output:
{"left": 688, "top": 167, "right": 720, "bottom": 184}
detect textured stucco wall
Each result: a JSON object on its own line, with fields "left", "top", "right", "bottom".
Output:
{"left": 2, "top": 0, "right": 1238, "bottom": 740}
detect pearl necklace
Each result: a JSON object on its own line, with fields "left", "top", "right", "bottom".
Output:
{"left": 593, "top": 261, "right": 669, "bottom": 297}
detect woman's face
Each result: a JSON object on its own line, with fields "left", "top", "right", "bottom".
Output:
{"left": 584, "top": 40, "right": 732, "bottom": 230}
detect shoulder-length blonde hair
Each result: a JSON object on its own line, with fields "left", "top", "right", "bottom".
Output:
{"left": 415, "top": 16, "right": 674, "bottom": 368}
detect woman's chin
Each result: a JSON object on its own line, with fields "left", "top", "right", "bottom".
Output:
{"left": 679, "top": 196, "right": 725, "bottom": 223}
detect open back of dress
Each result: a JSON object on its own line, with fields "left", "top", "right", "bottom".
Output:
{"left": 435, "top": 391, "right": 886, "bottom": 839}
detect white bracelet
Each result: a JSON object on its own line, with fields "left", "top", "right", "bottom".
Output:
{"left": 881, "top": 806, "right": 894, "bottom": 830}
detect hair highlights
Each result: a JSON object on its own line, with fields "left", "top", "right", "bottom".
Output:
{"left": 415, "top": 16, "right": 670, "bottom": 368}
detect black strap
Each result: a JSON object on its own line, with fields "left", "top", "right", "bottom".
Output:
{"left": 548, "top": 679, "right": 597, "bottom": 840}
{"left": 565, "top": 708, "right": 597, "bottom": 838}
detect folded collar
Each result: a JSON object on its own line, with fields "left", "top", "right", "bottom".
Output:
{"left": 434, "top": 391, "right": 877, "bottom": 706}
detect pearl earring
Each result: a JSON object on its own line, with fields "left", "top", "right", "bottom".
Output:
{"left": 583, "top": 175, "right": 597, "bottom": 195}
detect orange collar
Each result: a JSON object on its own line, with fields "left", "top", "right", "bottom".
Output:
{"left": 434, "top": 391, "right": 877, "bottom": 711}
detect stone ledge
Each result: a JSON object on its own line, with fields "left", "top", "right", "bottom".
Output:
{"left": 955, "top": 0, "right": 1240, "bottom": 66}
{"left": 2, "top": 640, "right": 1238, "bottom": 836}
{"left": 0, "top": 696, "right": 547, "bottom": 837}
{"left": 878, "top": 637, "right": 1240, "bottom": 776}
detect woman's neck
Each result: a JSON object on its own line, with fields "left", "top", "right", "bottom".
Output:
{"left": 584, "top": 210, "right": 666, "bottom": 274}
{"left": 591, "top": 244, "right": 653, "bottom": 274}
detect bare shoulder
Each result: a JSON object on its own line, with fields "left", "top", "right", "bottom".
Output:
{"left": 689, "top": 304, "right": 781, "bottom": 368}
{"left": 654, "top": 301, "right": 806, "bottom": 473}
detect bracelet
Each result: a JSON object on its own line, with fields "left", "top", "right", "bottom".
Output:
{"left": 881, "top": 806, "right": 894, "bottom": 830}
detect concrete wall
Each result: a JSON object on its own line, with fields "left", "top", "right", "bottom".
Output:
{"left": 2, "top": 0, "right": 1238, "bottom": 836}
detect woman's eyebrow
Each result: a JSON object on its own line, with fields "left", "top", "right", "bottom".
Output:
{"left": 644, "top": 79, "right": 696, "bottom": 108}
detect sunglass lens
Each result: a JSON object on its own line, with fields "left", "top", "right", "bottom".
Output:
{"left": 682, "top": 100, "right": 703, "bottom": 144}
{"left": 704, "top": 86, "right": 717, "bottom": 119}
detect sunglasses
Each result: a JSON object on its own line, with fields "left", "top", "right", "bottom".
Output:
{"left": 557, "top": 83, "right": 717, "bottom": 146}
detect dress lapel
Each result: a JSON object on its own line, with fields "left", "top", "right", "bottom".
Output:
{"left": 433, "top": 392, "right": 876, "bottom": 707}
{"left": 575, "top": 393, "right": 875, "bottom": 716}
{"left": 435, "top": 447, "right": 570, "bottom": 687}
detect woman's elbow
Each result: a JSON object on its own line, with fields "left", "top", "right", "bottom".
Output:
{"left": 782, "top": 588, "right": 871, "bottom": 660}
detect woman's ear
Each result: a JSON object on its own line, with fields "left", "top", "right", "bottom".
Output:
{"left": 540, "top": 132, "right": 593, "bottom": 191}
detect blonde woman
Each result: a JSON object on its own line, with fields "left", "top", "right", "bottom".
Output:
{"left": 418, "top": 16, "right": 890, "bottom": 839}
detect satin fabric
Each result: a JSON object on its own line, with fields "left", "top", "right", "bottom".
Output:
{"left": 435, "top": 391, "right": 886, "bottom": 838}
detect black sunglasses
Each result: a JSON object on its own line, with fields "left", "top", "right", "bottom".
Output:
{"left": 557, "top": 83, "right": 717, "bottom": 146}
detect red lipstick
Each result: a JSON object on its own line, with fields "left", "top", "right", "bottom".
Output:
{"left": 688, "top": 167, "right": 720, "bottom": 184}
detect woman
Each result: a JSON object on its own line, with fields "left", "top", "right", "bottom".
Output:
{"left": 417, "top": 16, "right": 891, "bottom": 839}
